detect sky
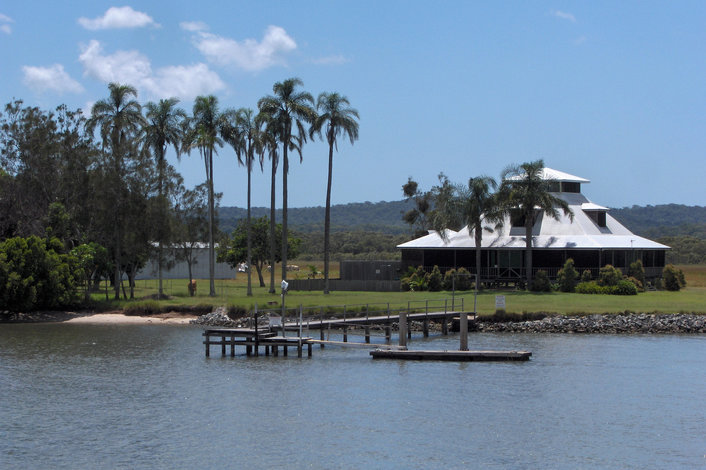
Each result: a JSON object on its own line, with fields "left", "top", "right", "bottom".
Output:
{"left": 1, "top": 1, "right": 705, "bottom": 210}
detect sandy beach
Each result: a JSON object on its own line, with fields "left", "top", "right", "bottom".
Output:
{"left": 64, "top": 312, "right": 198, "bottom": 325}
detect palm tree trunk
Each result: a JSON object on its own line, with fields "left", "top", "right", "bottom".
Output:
{"left": 525, "top": 222, "right": 533, "bottom": 288}
{"left": 208, "top": 149, "right": 216, "bottom": 297}
{"left": 281, "top": 139, "right": 288, "bottom": 282}
{"left": 269, "top": 155, "right": 276, "bottom": 294}
{"left": 246, "top": 159, "right": 253, "bottom": 296}
{"left": 475, "top": 228, "right": 482, "bottom": 292}
{"left": 323, "top": 140, "right": 334, "bottom": 294}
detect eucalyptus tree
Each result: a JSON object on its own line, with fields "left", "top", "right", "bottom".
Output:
{"left": 257, "top": 78, "right": 316, "bottom": 281}
{"left": 498, "top": 159, "right": 573, "bottom": 288}
{"left": 309, "top": 92, "right": 359, "bottom": 294}
{"left": 221, "top": 108, "right": 263, "bottom": 296}
{"left": 86, "top": 83, "right": 145, "bottom": 299}
{"left": 431, "top": 174, "right": 502, "bottom": 291}
{"left": 143, "top": 98, "right": 186, "bottom": 298}
{"left": 182, "top": 95, "right": 224, "bottom": 297}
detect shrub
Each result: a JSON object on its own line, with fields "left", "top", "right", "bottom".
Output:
{"left": 454, "top": 267, "right": 473, "bottom": 291}
{"left": 442, "top": 268, "right": 456, "bottom": 291}
{"left": 0, "top": 236, "right": 80, "bottom": 312}
{"left": 626, "top": 276, "right": 644, "bottom": 291}
{"left": 598, "top": 264, "right": 623, "bottom": 286}
{"left": 557, "top": 258, "right": 578, "bottom": 292}
{"left": 663, "top": 264, "right": 686, "bottom": 291}
{"left": 611, "top": 280, "right": 638, "bottom": 295}
{"left": 575, "top": 281, "right": 609, "bottom": 294}
{"left": 581, "top": 269, "right": 593, "bottom": 282}
{"left": 530, "top": 270, "right": 552, "bottom": 292}
{"left": 427, "top": 265, "right": 443, "bottom": 291}
{"left": 401, "top": 266, "right": 428, "bottom": 292}
{"left": 628, "top": 260, "right": 645, "bottom": 288}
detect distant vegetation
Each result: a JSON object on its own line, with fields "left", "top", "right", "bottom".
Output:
{"left": 218, "top": 201, "right": 706, "bottom": 263}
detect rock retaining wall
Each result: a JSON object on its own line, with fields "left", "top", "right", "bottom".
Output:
{"left": 475, "top": 314, "right": 706, "bottom": 334}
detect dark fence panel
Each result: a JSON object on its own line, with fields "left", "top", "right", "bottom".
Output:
{"left": 288, "top": 279, "right": 401, "bottom": 292}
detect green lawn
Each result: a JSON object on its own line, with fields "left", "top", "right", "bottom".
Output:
{"left": 93, "top": 264, "right": 706, "bottom": 316}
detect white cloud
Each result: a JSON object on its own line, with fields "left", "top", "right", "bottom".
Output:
{"left": 0, "top": 12, "right": 13, "bottom": 34}
{"left": 191, "top": 25, "right": 297, "bottom": 71}
{"left": 574, "top": 35, "right": 587, "bottom": 45}
{"left": 78, "top": 6, "right": 159, "bottom": 30}
{"left": 22, "top": 64, "right": 85, "bottom": 94}
{"left": 78, "top": 40, "right": 225, "bottom": 100}
{"left": 310, "top": 54, "right": 349, "bottom": 65}
{"left": 180, "top": 21, "right": 208, "bottom": 32}
{"left": 550, "top": 10, "right": 576, "bottom": 22}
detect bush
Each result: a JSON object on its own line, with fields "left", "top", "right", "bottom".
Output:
{"left": 427, "top": 265, "right": 443, "bottom": 291}
{"left": 581, "top": 269, "right": 592, "bottom": 282}
{"left": 530, "top": 270, "right": 552, "bottom": 292}
{"left": 442, "top": 268, "right": 456, "bottom": 291}
{"left": 626, "top": 276, "right": 643, "bottom": 291}
{"left": 599, "top": 264, "right": 623, "bottom": 286}
{"left": 401, "top": 266, "right": 428, "bottom": 292}
{"left": 557, "top": 258, "right": 578, "bottom": 292}
{"left": 455, "top": 267, "right": 473, "bottom": 291}
{"left": 575, "top": 281, "right": 609, "bottom": 294}
{"left": 663, "top": 264, "right": 686, "bottom": 291}
{"left": 611, "top": 280, "right": 638, "bottom": 295}
{"left": 0, "top": 236, "right": 80, "bottom": 312}
{"left": 628, "top": 260, "right": 645, "bottom": 288}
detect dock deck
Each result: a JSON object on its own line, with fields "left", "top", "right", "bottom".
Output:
{"left": 370, "top": 349, "right": 532, "bottom": 361}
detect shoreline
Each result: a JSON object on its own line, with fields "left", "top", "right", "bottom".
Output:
{"left": 1, "top": 310, "right": 198, "bottom": 325}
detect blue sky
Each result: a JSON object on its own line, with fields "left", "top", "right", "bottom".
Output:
{"left": 1, "top": 1, "right": 704, "bottom": 210}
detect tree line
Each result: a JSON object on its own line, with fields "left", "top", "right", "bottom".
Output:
{"left": 0, "top": 77, "right": 359, "bottom": 310}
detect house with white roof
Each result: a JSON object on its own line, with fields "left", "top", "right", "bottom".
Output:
{"left": 397, "top": 168, "right": 669, "bottom": 284}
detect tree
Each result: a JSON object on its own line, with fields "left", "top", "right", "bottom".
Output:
{"left": 257, "top": 78, "right": 316, "bottom": 283}
{"left": 310, "top": 92, "right": 359, "bottom": 294}
{"left": 143, "top": 98, "right": 185, "bottom": 299}
{"left": 402, "top": 177, "right": 434, "bottom": 237}
{"left": 557, "top": 258, "right": 578, "bottom": 292}
{"left": 86, "top": 83, "right": 145, "bottom": 300}
{"left": 182, "top": 95, "right": 225, "bottom": 297}
{"left": 256, "top": 109, "right": 279, "bottom": 293}
{"left": 222, "top": 108, "right": 263, "bottom": 297}
{"left": 172, "top": 182, "right": 220, "bottom": 295}
{"left": 71, "top": 242, "right": 109, "bottom": 302}
{"left": 498, "top": 159, "right": 573, "bottom": 288}
{"left": 431, "top": 174, "right": 501, "bottom": 291}
{"left": 217, "top": 216, "right": 301, "bottom": 288}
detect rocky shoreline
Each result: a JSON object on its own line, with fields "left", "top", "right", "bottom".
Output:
{"left": 473, "top": 313, "right": 706, "bottom": 334}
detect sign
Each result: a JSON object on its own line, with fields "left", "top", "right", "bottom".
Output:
{"left": 495, "top": 295, "right": 506, "bottom": 310}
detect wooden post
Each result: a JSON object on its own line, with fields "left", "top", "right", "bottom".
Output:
{"left": 407, "top": 318, "right": 412, "bottom": 339}
{"left": 460, "top": 312, "right": 469, "bottom": 351}
{"left": 423, "top": 319, "right": 429, "bottom": 338}
{"left": 283, "top": 344, "right": 288, "bottom": 357}
{"left": 230, "top": 336, "right": 235, "bottom": 357}
{"left": 365, "top": 325, "right": 370, "bottom": 343}
{"left": 385, "top": 325, "right": 391, "bottom": 342}
{"left": 246, "top": 344, "right": 252, "bottom": 356}
{"left": 265, "top": 345, "right": 270, "bottom": 356}
{"left": 308, "top": 342, "right": 312, "bottom": 357}
{"left": 298, "top": 342, "right": 302, "bottom": 358}
{"left": 399, "top": 311, "right": 407, "bottom": 348}
{"left": 205, "top": 333, "right": 210, "bottom": 357}
{"left": 221, "top": 337, "right": 226, "bottom": 357}
{"left": 320, "top": 327, "right": 325, "bottom": 348}
{"left": 273, "top": 345, "right": 278, "bottom": 357}
{"left": 343, "top": 326, "right": 348, "bottom": 342}
{"left": 441, "top": 316, "right": 448, "bottom": 335}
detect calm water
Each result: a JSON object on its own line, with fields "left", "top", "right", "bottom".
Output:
{"left": 1, "top": 324, "right": 704, "bottom": 469}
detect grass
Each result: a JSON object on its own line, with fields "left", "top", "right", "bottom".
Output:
{"left": 91, "top": 262, "right": 706, "bottom": 316}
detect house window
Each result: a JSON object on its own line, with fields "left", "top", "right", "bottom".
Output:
{"left": 585, "top": 210, "right": 606, "bottom": 227}
{"left": 561, "top": 182, "right": 581, "bottom": 193}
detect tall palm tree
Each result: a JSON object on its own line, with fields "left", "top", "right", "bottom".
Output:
{"left": 221, "top": 108, "right": 263, "bottom": 296}
{"left": 182, "top": 95, "right": 224, "bottom": 297}
{"left": 257, "top": 78, "right": 316, "bottom": 282}
{"left": 86, "top": 82, "right": 144, "bottom": 300}
{"left": 143, "top": 98, "right": 186, "bottom": 299}
{"left": 310, "top": 92, "right": 359, "bottom": 294}
{"left": 431, "top": 174, "right": 502, "bottom": 291}
{"left": 498, "top": 159, "right": 573, "bottom": 288}
{"left": 256, "top": 110, "right": 279, "bottom": 293}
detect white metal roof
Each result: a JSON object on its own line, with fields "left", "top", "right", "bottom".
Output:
{"left": 398, "top": 179, "right": 669, "bottom": 251}
{"left": 506, "top": 167, "right": 590, "bottom": 183}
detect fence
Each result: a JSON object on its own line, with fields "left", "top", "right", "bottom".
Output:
{"left": 288, "top": 279, "right": 401, "bottom": 292}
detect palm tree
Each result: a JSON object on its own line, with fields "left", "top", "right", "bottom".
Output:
{"left": 182, "top": 95, "right": 224, "bottom": 297}
{"left": 256, "top": 110, "right": 279, "bottom": 294}
{"left": 221, "top": 108, "right": 263, "bottom": 296}
{"left": 257, "top": 78, "right": 316, "bottom": 282}
{"left": 310, "top": 92, "right": 359, "bottom": 294}
{"left": 143, "top": 98, "right": 186, "bottom": 299}
{"left": 498, "top": 159, "right": 573, "bottom": 288}
{"left": 431, "top": 174, "right": 502, "bottom": 292}
{"left": 86, "top": 82, "right": 144, "bottom": 300}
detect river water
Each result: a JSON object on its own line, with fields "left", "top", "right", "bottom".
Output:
{"left": 1, "top": 324, "right": 704, "bottom": 469}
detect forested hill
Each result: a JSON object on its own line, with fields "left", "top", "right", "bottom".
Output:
{"left": 218, "top": 200, "right": 414, "bottom": 234}
{"left": 610, "top": 204, "right": 706, "bottom": 239}
{"left": 219, "top": 201, "right": 706, "bottom": 239}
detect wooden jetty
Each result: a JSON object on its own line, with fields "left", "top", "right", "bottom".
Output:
{"left": 369, "top": 349, "right": 532, "bottom": 362}
{"left": 203, "top": 328, "right": 314, "bottom": 358}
